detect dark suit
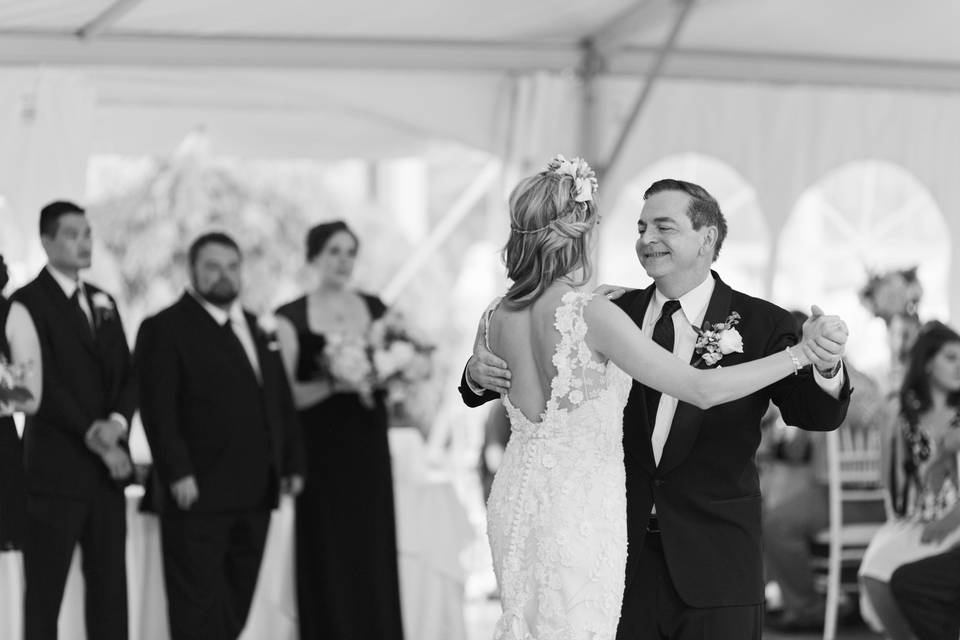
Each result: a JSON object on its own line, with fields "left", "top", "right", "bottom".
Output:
{"left": 135, "top": 293, "right": 304, "bottom": 640}
{"left": 459, "top": 273, "right": 851, "bottom": 639}
{"left": 12, "top": 268, "right": 136, "bottom": 640}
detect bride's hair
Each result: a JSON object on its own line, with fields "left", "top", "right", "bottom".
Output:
{"left": 502, "top": 164, "right": 598, "bottom": 310}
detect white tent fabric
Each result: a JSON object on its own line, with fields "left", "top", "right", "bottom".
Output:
{"left": 0, "top": 0, "right": 958, "bottom": 318}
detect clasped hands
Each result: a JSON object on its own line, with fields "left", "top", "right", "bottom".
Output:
{"left": 85, "top": 418, "right": 133, "bottom": 481}
{"left": 798, "top": 305, "right": 848, "bottom": 377}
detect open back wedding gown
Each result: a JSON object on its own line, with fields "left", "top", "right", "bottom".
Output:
{"left": 486, "top": 291, "right": 633, "bottom": 640}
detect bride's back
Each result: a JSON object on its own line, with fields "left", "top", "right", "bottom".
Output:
{"left": 487, "top": 286, "right": 602, "bottom": 422}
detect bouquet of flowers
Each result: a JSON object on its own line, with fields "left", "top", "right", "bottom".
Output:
{"left": 368, "top": 311, "right": 434, "bottom": 404}
{"left": 321, "top": 332, "right": 375, "bottom": 401}
{"left": 0, "top": 354, "right": 33, "bottom": 411}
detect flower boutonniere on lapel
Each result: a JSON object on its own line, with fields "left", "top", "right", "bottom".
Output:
{"left": 693, "top": 311, "right": 744, "bottom": 367}
{"left": 90, "top": 292, "right": 117, "bottom": 326}
{"left": 256, "top": 314, "right": 282, "bottom": 352}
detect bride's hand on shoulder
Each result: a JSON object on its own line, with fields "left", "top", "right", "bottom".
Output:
{"left": 592, "top": 283, "right": 634, "bottom": 301}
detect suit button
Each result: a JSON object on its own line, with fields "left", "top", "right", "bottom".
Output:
{"left": 654, "top": 478, "right": 665, "bottom": 487}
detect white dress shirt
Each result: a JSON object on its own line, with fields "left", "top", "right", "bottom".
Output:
{"left": 191, "top": 292, "right": 262, "bottom": 383}
{"left": 642, "top": 275, "right": 716, "bottom": 465}
{"left": 643, "top": 274, "right": 845, "bottom": 466}
{"left": 47, "top": 265, "right": 93, "bottom": 327}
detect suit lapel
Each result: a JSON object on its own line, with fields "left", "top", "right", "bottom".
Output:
{"left": 38, "top": 269, "right": 98, "bottom": 355}
{"left": 657, "top": 273, "right": 734, "bottom": 474}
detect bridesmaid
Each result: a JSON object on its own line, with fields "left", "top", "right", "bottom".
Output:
{"left": 0, "top": 254, "right": 32, "bottom": 552}
{"left": 275, "top": 221, "right": 404, "bottom": 640}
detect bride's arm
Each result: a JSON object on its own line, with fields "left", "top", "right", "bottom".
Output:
{"left": 584, "top": 296, "right": 812, "bottom": 410}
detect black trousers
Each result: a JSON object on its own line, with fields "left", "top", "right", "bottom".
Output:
{"left": 890, "top": 546, "right": 960, "bottom": 640}
{"left": 160, "top": 509, "right": 270, "bottom": 640}
{"left": 617, "top": 525, "right": 761, "bottom": 640}
{"left": 23, "top": 488, "right": 128, "bottom": 640}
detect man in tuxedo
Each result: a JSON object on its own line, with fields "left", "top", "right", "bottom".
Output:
{"left": 135, "top": 232, "right": 304, "bottom": 640}
{"left": 8, "top": 201, "right": 136, "bottom": 640}
{"left": 461, "top": 179, "right": 852, "bottom": 639}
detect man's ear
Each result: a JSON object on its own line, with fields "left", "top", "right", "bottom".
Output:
{"left": 700, "top": 226, "right": 718, "bottom": 256}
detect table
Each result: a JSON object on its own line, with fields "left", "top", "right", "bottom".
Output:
{"left": 0, "top": 428, "right": 474, "bottom": 640}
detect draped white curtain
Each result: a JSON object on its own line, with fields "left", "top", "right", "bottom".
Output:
{"left": 0, "top": 70, "right": 95, "bottom": 286}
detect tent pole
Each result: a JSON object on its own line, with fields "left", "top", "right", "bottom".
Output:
{"left": 382, "top": 160, "right": 501, "bottom": 303}
{"left": 600, "top": 0, "right": 696, "bottom": 180}
{"left": 579, "top": 40, "right": 605, "bottom": 164}
{"left": 76, "top": 0, "right": 145, "bottom": 39}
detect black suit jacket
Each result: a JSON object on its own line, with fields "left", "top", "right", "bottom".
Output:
{"left": 459, "top": 273, "right": 851, "bottom": 607}
{"left": 11, "top": 269, "right": 137, "bottom": 497}
{"left": 135, "top": 293, "right": 304, "bottom": 514}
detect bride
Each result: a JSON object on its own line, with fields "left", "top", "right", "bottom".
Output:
{"left": 483, "top": 156, "right": 833, "bottom": 639}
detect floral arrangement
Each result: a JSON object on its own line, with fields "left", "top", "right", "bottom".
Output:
{"left": 90, "top": 291, "right": 117, "bottom": 325}
{"left": 368, "top": 310, "right": 434, "bottom": 403}
{"left": 0, "top": 354, "right": 33, "bottom": 409}
{"left": 322, "top": 333, "right": 375, "bottom": 397}
{"left": 545, "top": 154, "right": 598, "bottom": 203}
{"left": 693, "top": 311, "right": 744, "bottom": 367}
{"left": 859, "top": 266, "right": 922, "bottom": 324}
{"left": 318, "top": 311, "right": 434, "bottom": 412}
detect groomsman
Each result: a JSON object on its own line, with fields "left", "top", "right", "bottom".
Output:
{"left": 8, "top": 200, "right": 136, "bottom": 640}
{"left": 136, "top": 232, "right": 304, "bottom": 640}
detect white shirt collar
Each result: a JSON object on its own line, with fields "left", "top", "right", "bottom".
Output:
{"left": 46, "top": 265, "right": 82, "bottom": 298}
{"left": 189, "top": 289, "right": 244, "bottom": 327}
{"left": 653, "top": 273, "right": 716, "bottom": 324}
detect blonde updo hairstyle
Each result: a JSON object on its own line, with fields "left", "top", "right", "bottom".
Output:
{"left": 502, "top": 168, "right": 598, "bottom": 310}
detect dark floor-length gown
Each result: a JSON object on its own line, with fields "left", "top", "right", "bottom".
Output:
{"left": 276, "top": 294, "right": 404, "bottom": 640}
{"left": 0, "top": 296, "right": 26, "bottom": 551}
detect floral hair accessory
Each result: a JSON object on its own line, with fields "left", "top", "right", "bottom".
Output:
{"left": 511, "top": 154, "right": 599, "bottom": 235}
{"left": 545, "top": 154, "right": 598, "bottom": 203}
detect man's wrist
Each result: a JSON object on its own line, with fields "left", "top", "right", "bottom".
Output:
{"left": 816, "top": 361, "right": 842, "bottom": 379}
{"left": 464, "top": 359, "right": 485, "bottom": 396}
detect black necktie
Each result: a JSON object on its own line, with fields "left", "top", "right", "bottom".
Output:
{"left": 71, "top": 288, "right": 93, "bottom": 336}
{"left": 644, "top": 299, "right": 682, "bottom": 429}
{"left": 222, "top": 319, "right": 259, "bottom": 381}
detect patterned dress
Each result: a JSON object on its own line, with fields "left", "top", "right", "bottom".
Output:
{"left": 486, "top": 292, "right": 632, "bottom": 640}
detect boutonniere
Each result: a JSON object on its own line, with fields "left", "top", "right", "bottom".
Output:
{"left": 90, "top": 292, "right": 116, "bottom": 324}
{"left": 693, "top": 311, "right": 744, "bottom": 367}
{"left": 257, "top": 314, "right": 282, "bottom": 351}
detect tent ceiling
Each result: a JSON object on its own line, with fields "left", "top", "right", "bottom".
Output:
{"left": 0, "top": 0, "right": 958, "bottom": 90}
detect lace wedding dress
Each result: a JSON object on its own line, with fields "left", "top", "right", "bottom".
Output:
{"left": 486, "top": 291, "right": 633, "bottom": 640}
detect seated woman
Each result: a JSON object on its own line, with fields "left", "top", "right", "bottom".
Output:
{"left": 859, "top": 322, "right": 960, "bottom": 640}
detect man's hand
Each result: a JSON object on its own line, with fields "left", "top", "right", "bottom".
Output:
{"left": 171, "top": 475, "right": 200, "bottom": 510}
{"left": 800, "top": 305, "right": 848, "bottom": 375}
{"left": 101, "top": 447, "right": 133, "bottom": 480}
{"left": 281, "top": 474, "right": 305, "bottom": 497}
{"left": 593, "top": 284, "right": 634, "bottom": 301}
{"left": 86, "top": 418, "right": 126, "bottom": 451}
{"left": 467, "top": 348, "right": 511, "bottom": 395}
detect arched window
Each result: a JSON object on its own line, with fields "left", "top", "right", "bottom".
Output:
{"left": 774, "top": 160, "right": 951, "bottom": 378}
{"left": 598, "top": 153, "right": 770, "bottom": 296}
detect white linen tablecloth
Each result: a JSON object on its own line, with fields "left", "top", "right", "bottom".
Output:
{"left": 0, "top": 428, "right": 473, "bottom": 640}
